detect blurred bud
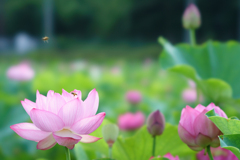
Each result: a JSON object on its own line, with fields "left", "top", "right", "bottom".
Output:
{"left": 147, "top": 110, "right": 165, "bottom": 137}
{"left": 182, "top": 88, "right": 204, "bottom": 103}
{"left": 102, "top": 124, "right": 119, "bottom": 147}
{"left": 6, "top": 61, "right": 34, "bottom": 81}
{"left": 118, "top": 111, "right": 145, "bottom": 131}
{"left": 126, "top": 90, "right": 142, "bottom": 105}
{"left": 182, "top": 3, "right": 201, "bottom": 29}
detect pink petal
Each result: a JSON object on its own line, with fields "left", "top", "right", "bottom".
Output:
{"left": 62, "top": 89, "right": 74, "bottom": 102}
{"left": 47, "top": 90, "right": 55, "bottom": 97}
{"left": 47, "top": 93, "right": 66, "bottom": 114}
{"left": 73, "top": 89, "right": 82, "bottom": 99}
{"left": 36, "top": 90, "right": 47, "bottom": 110}
{"left": 179, "top": 105, "right": 199, "bottom": 135}
{"left": 53, "top": 130, "right": 81, "bottom": 147}
{"left": 66, "top": 145, "right": 75, "bottom": 149}
{"left": 58, "top": 99, "right": 84, "bottom": 127}
{"left": 83, "top": 89, "right": 99, "bottom": 118}
{"left": 37, "top": 134, "right": 56, "bottom": 150}
{"left": 71, "top": 112, "right": 105, "bottom": 135}
{"left": 178, "top": 124, "right": 196, "bottom": 146}
{"left": 30, "top": 108, "right": 65, "bottom": 132}
{"left": 21, "top": 99, "right": 36, "bottom": 115}
{"left": 193, "top": 109, "right": 219, "bottom": 138}
{"left": 194, "top": 104, "right": 205, "bottom": 112}
{"left": 80, "top": 135, "right": 101, "bottom": 143}
{"left": 206, "top": 102, "right": 216, "bottom": 111}
{"left": 10, "top": 123, "right": 51, "bottom": 142}
{"left": 214, "top": 107, "right": 228, "bottom": 118}
{"left": 195, "top": 133, "right": 212, "bottom": 147}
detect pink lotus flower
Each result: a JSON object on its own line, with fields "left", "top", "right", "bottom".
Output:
{"left": 149, "top": 153, "right": 179, "bottom": 160}
{"left": 125, "top": 90, "right": 142, "bottom": 105}
{"left": 118, "top": 111, "right": 145, "bottom": 130}
{"left": 10, "top": 89, "right": 105, "bottom": 150}
{"left": 197, "top": 147, "right": 238, "bottom": 160}
{"left": 178, "top": 103, "right": 227, "bottom": 151}
{"left": 182, "top": 88, "right": 204, "bottom": 103}
{"left": 182, "top": 3, "right": 201, "bottom": 29}
{"left": 7, "top": 61, "right": 34, "bottom": 81}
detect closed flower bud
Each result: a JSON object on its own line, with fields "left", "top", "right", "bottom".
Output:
{"left": 147, "top": 110, "right": 165, "bottom": 137}
{"left": 178, "top": 103, "right": 227, "bottom": 151}
{"left": 125, "top": 90, "right": 142, "bottom": 105}
{"left": 182, "top": 3, "right": 201, "bottom": 29}
{"left": 102, "top": 124, "right": 119, "bottom": 147}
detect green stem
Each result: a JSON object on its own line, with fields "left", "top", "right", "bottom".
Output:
{"left": 65, "top": 147, "right": 71, "bottom": 160}
{"left": 109, "top": 146, "right": 112, "bottom": 158}
{"left": 189, "top": 29, "right": 196, "bottom": 46}
{"left": 207, "top": 145, "right": 214, "bottom": 160}
{"left": 152, "top": 136, "right": 156, "bottom": 157}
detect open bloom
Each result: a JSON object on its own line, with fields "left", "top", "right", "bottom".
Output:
{"left": 197, "top": 147, "right": 238, "bottom": 160}
{"left": 118, "top": 111, "right": 145, "bottom": 130}
{"left": 7, "top": 61, "right": 34, "bottom": 81}
{"left": 10, "top": 89, "right": 105, "bottom": 150}
{"left": 178, "top": 103, "right": 227, "bottom": 151}
{"left": 149, "top": 153, "right": 179, "bottom": 160}
{"left": 182, "top": 3, "right": 201, "bottom": 29}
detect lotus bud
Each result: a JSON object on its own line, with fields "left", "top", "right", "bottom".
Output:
{"left": 147, "top": 110, "right": 165, "bottom": 137}
{"left": 182, "top": 3, "right": 201, "bottom": 30}
{"left": 125, "top": 90, "right": 142, "bottom": 105}
{"left": 102, "top": 124, "right": 119, "bottom": 147}
{"left": 178, "top": 103, "right": 227, "bottom": 151}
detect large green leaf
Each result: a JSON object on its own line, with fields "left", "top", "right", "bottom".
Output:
{"left": 159, "top": 37, "right": 240, "bottom": 98}
{"left": 113, "top": 124, "right": 194, "bottom": 160}
{"left": 219, "top": 134, "right": 240, "bottom": 159}
{"left": 169, "top": 65, "right": 233, "bottom": 104}
{"left": 76, "top": 123, "right": 195, "bottom": 160}
{"left": 206, "top": 110, "right": 240, "bottom": 158}
{"left": 206, "top": 109, "right": 240, "bottom": 134}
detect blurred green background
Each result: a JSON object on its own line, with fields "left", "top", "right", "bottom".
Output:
{"left": 1, "top": 0, "right": 240, "bottom": 159}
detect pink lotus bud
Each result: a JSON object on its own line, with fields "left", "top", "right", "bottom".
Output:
{"left": 147, "top": 110, "right": 165, "bottom": 137}
{"left": 196, "top": 147, "right": 238, "bottom": 160}
{"left": 7, "top": 61, "right": 34, "bottom": 81}
{"left": 178, "top": 103, "right": 227, "bottom": 151}
{"left": 118, "top": 111, "right": 145, "bottom": 130}
{"left": 102, "top": 124, "right": 119, "bottom": 147}
{"left": 149, "top": 153, "right": 179, "bottom": 160}
{"left": 125, "top": 90, "right": 142, "bottom": 105}
{"left": 182, "top": 88, "right": 204, "bottom": 103}
{"left": 182, "top": 3, "right": 201, "bottom": 29}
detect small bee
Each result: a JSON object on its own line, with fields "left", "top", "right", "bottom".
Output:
{"left": 42, "top": 36, "right": 49, "bottom": 43}
{"left": 71, "top": 92, "right": 77, "bottom": 96}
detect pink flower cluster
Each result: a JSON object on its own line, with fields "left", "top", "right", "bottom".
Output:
{"left": 11, "top": 89, "right": 105, "bottom": 150}
{"left": 118, "top": 111, "right": 145, "bottom": 130}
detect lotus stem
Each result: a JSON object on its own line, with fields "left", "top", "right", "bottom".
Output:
{"left": 207, "top": 145, "right": 214, "bottom": 160}
{"left": 65, "top": 147, "right": 71, "bottom": 160}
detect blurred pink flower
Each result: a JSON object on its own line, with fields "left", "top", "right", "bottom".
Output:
{"left": 197, "top": 147, "right": 238, "bottom": 160}
{"left": 118, "top": 111, "right": 145, "bottom": 130}
{"left": 10, "top": 89, "right": 105, "bottom": 150}
{"left": 188, "top": 80, "right": 196, "bottom": 88}
{"left": 7, "top": 61, "right": 34, "bottom": 81}
{"left": 182, "top": 3, "right": 201, "bottom": 29}
{"left": 126, "top": 90, "right": 142, "bottom": 104}
{"left": 178, "top": 103, "right": 227, "bottom": 151}
{"left": 182, "top": 88, "right": 204, "bottom": 103}
{"left": 149, "top": 153, "right": 179, "bottom": 160}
